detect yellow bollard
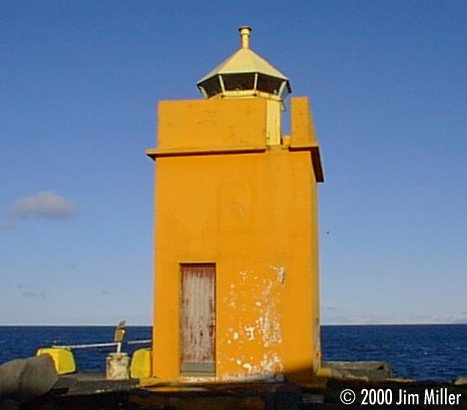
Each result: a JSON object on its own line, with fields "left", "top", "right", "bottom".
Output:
{"left": 36, "top": 348, "right": 76, "bottom": 375}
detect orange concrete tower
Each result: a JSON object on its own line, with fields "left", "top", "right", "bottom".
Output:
{"left": 146, "top": 27, "right": 324, "bottom": 383}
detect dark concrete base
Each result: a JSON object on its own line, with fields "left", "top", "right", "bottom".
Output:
{"left": 54, "top": 371, "right": 139, "bottom": 395}
{"left": 2, "top": 362, "right": 465, "bottom": 409}
{"left": 12, "top": 376, "right": 466, "bottom": 409}
{"left": 21, "top": 380, "right": 303, "bottom": 409}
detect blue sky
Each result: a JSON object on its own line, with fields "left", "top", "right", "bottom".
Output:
{"left": 1, "top": 1, "right": 466, "bottom": 325}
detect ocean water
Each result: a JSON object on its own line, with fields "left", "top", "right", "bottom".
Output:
{"left": 0, "top": 326, "right": 151, "bottom": 372}
{"left": 321, "top": 324, "right": 466, "bottom": 382}
{"left": 0, "top": 324, "right": 465, "bottom": 382}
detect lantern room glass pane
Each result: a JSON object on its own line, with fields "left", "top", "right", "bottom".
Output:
{"left": 200, "top": 76, "right": 222, "bottom": 98}
{"left": 221, "top": 73, "right": 255, "bottom": 91}
{"left": 256, "top": 73, "right": 284, "bottom": 95}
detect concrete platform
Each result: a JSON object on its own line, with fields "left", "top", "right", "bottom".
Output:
{"left": 3, "top": 362, "right": 465, "bottom": 409}
{"left": 16, "top": 375, "right": 466, "bottom": 409}
{"left": 24, "top": 379, "right": 304, "bottom": 409}
{"left": 53, "top": 371, "right": 139, "bottom": 395}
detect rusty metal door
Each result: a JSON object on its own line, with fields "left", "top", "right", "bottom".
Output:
{"left": 180, "top": 264, "right": 216, "bottom": 375}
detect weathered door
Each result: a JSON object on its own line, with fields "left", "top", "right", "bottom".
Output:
{"left": 180, "top": 264, "right": 216, "bottom": 375}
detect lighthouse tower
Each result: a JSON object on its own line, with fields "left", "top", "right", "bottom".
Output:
{"left": 146, "top": 27, "right": 324, "bottom": 383}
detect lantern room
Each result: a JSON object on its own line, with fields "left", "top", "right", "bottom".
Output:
{"left": 197, "top": 27, "right": 291, "bottom": 100}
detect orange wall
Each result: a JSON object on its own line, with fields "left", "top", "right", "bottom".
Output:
{"left": 149, "top": 97, "right": 322, "bottom": 382}
{"left": 157, "top": 98, "right": 268, "bottom": 150}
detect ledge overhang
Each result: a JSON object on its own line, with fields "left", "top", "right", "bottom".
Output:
{"left": 145, "top": 146, "right": 267, "bottom": 159}
{"left": 146, "top": 143, "right": 324, "bottom": 183}
{"left": 289, "top": 143, "right": 324, "bottom": 183}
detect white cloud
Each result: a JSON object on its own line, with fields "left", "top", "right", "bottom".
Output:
{"left": 10, "top": 190, "right": 78, "bottom": 219}
{"left": 1, "top": 191, "right": 79, "bottom": 228}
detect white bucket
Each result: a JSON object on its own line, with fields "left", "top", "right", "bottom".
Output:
{"left": 106, "top": 352, "right": 130, "bottom": 380}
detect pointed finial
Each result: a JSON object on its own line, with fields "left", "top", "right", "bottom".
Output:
{"left": 239, "top": 26, "right": 252, "bottom": 49}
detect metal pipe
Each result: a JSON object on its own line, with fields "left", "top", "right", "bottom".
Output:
{"left": 127, "top": 339, "right": 151, "bottom": 345}
{"left": 239, "top": 26, "right": 252, "bottom": 49}
{"left": 52, "top": 339, "right": 151, "bottom": 350}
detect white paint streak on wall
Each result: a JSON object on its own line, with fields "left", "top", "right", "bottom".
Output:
{"left": 269, "top": 264, "right": 286, "bottom": 284}
{"left": 223, "top": 267, "right": 286, "bottom": 377}
{"left": 244, "top": 326, "right": 255, "bottom": 340}
{"left": 233, "top": 352, "right": 283, "bottom": 378}
{"left": 255, "top": 277, "right": 282, "bottom": 347}
{"left": 242, "top": 363, "right": 253, "bottom": 372}
{"left": 260, "top": 352, "right": 283, "bottom": 375}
